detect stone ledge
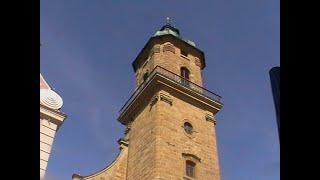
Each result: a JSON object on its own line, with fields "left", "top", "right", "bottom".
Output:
{"left": 205, "top": 114, "right": 217, "bottom": 125}
{"left": 159, "top": 93, "right": 173, "bottom": 105}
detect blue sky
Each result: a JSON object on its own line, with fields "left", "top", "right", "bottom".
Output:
{"left": 41, "top": 0, "right": 279, "bottom": 179}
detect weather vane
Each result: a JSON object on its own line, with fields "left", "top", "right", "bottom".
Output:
{"left": 166, "top": 17, "right": 172, "bottom": 26}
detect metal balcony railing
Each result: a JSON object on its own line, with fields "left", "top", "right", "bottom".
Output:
{"left": 119, "top": 66, "right": 222, "bottom": 115}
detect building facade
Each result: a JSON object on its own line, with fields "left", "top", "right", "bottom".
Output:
{"left": 73, "top": 22, "right": 223, "bottom": 180}
{"left": 40, "top": 74, "right": 67, "bottom": 179}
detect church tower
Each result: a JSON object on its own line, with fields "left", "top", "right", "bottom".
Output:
{"left": 40, "top": 73, "right": 67, "bottom": 179}
{"left": 73, "top": 20, "right": 223, "bottom": 180}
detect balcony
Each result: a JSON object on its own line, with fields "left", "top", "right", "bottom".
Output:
{"left": 119, "top": 66, "right": 222, "bottom": 116}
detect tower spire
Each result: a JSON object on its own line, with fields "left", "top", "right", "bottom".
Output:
{"left": 159, "top": 17, "right": 180, "bottom": 36}
{"left": 166, "top": 17, "right": 172, "bottom": 26}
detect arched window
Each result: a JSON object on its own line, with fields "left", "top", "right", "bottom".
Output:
{"left": 184, "top": 122, "right": 193, "bottom": 134}
{"left": 180, "top": 67, "right": 190, "bottom": 87}
{"left": 186, "top": 160, "right": 196, "bottom": 178}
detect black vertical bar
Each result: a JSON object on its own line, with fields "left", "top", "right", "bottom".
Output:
{"left": 269, "top": 67, "right": 280, "bottom": 141}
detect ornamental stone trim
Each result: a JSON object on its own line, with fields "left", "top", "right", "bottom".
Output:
{"left": 40, "top": 89, "right": 63, "bottom": 110}
{"left": 150, "top": 94, "right": 159, "bottom": 107}
{"left": 195, "top": 57, "right": 201, "bottom": 67}
{"left": 150, "top": 45, "right": 161, "bottom": 57}
{"left": 124, "top": 122, "right": 132, "bottom": 134}
{"left": 205, "top": 114, "right": 216, "bottom": 125}
{"left": 163, "top": 43, "right": 175, "bottom": 53}
{"left": 159, "top": 93, "right": 173, "bottom": 105}
{"left": 182, "top": 153, "right": 201, "bottom": 163}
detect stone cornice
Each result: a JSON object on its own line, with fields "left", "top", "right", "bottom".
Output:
{"left": 182, "top": 153, "right": 201, "bottom": 163}
{"left": 118, "top": 73, "right": 222, "bottom": 125}
{"left": 40, "top": 104, "right": 67, "bottom": 126}
{"left": 205, "top": 114, "right": 217, "bottom": 125}
{"left": 159, "top": 92, "right": 173, "bottom": 105}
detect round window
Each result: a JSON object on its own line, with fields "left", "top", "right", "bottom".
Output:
{"left": 184, "top": 122, "right": 193, "bottom": 134}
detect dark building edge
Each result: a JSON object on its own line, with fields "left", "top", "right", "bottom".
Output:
{"left": 269, "top": 66, "right": 280, "bottom": 140}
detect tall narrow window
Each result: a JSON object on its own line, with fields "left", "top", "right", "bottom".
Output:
{"left": 186, "top": 160, "right": 196, "bottom": 178}
{"left": 181, "top": 50, "right": 188, "bottom": 57}
{"left": 181, "top": 67, "right": 190, "bottom": 80}
{"left": 143, "top": 72, "right": 149, "bottom": 82}
{"left": 181, "top": 67, "right": 190, "bottom": 87}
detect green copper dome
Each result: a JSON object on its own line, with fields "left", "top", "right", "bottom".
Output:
{"left": 154, "top": 29, "right": 179, "bottom": 38}
{"left": 132, "top": 22, "right": 206, "bottom": 72}
{"left": 153, "top": 24, "right": 196, "bottom": 47}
